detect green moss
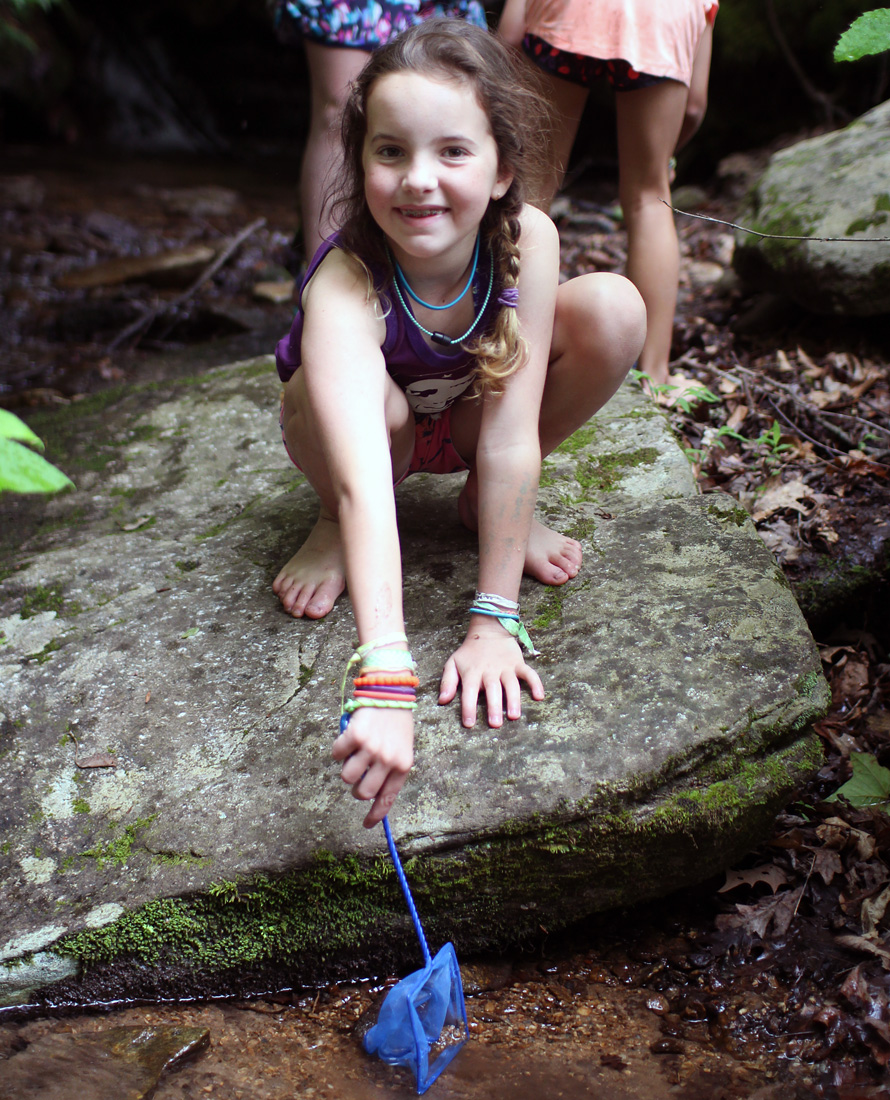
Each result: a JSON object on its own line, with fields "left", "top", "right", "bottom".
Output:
{"left": 575, "top": 447, "right": 659, "bottom": 493}
{"left": 72, "top": 797, "right": 90, "bottom": 815}
{"left": 19, "top": 583, "right": 66, "bottom": 619}
{"left": 876, "top": 193, "right": 890, "bottom": 213}
{"left": 847, "top": 212, "right": 888, "bottom": 235}
{"left": 530, "top": 578, "right": 590, "bottom": 630}
{"left": 34, "top": 638, "right": 64, "bottom": 665}
{"left": 706, "top": 502, "right": 750, "bottom": 527}
{"left": 554, "top": 423, "right": 598, "bottom": 455}
{"left": 81, "top": 816, "right": 157, "bottom": 870}
{"left": 175, "top": 560, "right": 201, "bottom": 573}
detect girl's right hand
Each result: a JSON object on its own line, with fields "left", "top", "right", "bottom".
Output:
{"left": 333, "top": 708, "right": 414, "bottom": 829}
{"left": 439, "top": 619, "right": 544, "bottom": 728}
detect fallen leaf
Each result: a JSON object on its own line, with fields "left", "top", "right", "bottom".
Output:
{"left": 719, "top": 864, "right": 790, "bottom": 894}
{"left": 835, "top": 934, "right": 890, "bottom": 968}
{"left": 726, "top": 404, "right": 748, "bottom": 431}
{"left": 861, "top": 885, "right": 890, "bottom": 938}
{"left": 119, "top": 515, "right": 154, "bottom": 531}
{"left": 69, "top": 730, "right": 117, "bottom": 768}
{"left": 76, "top": 753, "right": 118, "bottom": 769}
{"left": 828, "top": 753, "right": 890, "bottom": 812}
{"left": 752, "top": 477, "right": 814, "bottom": 522}
{"left": 716, "top": 887, "right": 803, "bottom": 939}
{"left": 808, "top": 846, "right": 844, "bottom": 885}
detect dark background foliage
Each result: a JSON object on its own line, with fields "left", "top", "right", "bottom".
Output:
{"left": 2, "top": 0, "right": 888, "bottom": 171}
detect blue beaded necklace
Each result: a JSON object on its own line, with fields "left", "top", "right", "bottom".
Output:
{"left": 393, "top": 234, "right": 480, "bottom": 311}
{"left": 386, "top": 238, "right": 494, "bottom": 347}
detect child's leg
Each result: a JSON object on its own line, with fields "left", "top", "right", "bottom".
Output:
{"left": 614, "top": 80, "right": 689, "bottom": 387}
{"left": 676, "top": 21, "right": 713, "bottom": 153}
{"left": 539, "top": 272, "right": 647, "bottom": 456}
{"left": 300, "top": 42, "right": 371, "bottom": 261}
{"left": 450, "top": 272, "right": 645, "bottom": 586}
{"left": 274, "top": 368, "right": 415, "bottom": 618}
{"left": 534, "top": 70, "right": 589, "bottom": 207}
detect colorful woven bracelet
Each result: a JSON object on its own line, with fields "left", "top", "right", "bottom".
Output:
{"left": 344, "top": 696, "right": 417, "bottom": 713}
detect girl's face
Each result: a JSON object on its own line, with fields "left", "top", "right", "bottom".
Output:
{"left": 362, "top": 71, "right": 513, "bottom": 270}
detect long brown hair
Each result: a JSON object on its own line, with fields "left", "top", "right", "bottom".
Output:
{"left": 327, "top": 18, "right": 553, "bottom": 396}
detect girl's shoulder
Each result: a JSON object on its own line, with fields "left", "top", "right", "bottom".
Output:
{"left": 302, "top": 242, "right": 377, "bottom": 309}
{"left": 517, "top": 202, "right": 560, "bottom": 253}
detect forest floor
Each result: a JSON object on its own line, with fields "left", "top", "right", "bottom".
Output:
{"left": 1, "top": 146, "right": 889, "bottom": 1098}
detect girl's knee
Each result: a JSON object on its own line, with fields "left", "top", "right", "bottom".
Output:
{"left": 560, "top": 273, "right": 646, "bottom": 360}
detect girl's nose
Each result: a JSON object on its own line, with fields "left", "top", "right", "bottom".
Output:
{"left": 402, "top": 155, "right": 436, "bottom": 193}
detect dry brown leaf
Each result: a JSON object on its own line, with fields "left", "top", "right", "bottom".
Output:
{"left": 809, "top": 846, "right": 844, "bottom": 885}
{"left": 76, "top": 752, "right": 118, "bottom": 769}
{"left": 717, "top": 887, "right": 803, "bottom": 939}
{"left": 756, "top": 518, "right": 802, "bottom": 563}
{"left": 119, "top": 515, "right": 154, "bottom": 531}
{"left": 726, "top": 404, "right": 748, "bottom": 431}
{"left": 861, "top": 885, "right": 890, "bottom": 938}
{"left": 69, "top": 731, "right": 117, "bottom": 769}
{"left": 796, "top": 346, "right": 824, "bottom": 377}
{"left": 751, "top": 477, "right": 813, "bottom": 522}
{"left": 835, "top": 934, "right": 890, "bottom": 969}
{"left": 719, "top": 864, "right": 790, "bottom": 894}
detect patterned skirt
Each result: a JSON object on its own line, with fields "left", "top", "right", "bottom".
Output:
{"left": 271, "top": 0, "right": 488, "bottom": 50}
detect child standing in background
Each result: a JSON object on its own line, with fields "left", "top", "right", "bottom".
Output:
{"left": 500, "top": 0, "right": 717, "bottom": 389}
{"left": 272, "top": 20, "right": 645, "bottom": 826}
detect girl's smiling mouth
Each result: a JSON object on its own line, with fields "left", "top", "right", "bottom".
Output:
{"left": 398, "top": 206, "right": 445, "bottom": 218}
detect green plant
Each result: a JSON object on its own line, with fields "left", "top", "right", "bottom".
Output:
{"left": 834, "top": 8, "right": 890, "bottom": 61}
{"left": 754, "top": 420, "right": 793, "bottom": 459}
{"left": 0, "top": 409, "right": 73, "bottom": 494}
{"left": 629, "top": 369, "right": 720, "bottom": 414}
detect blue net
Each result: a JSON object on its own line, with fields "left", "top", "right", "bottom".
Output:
{"left": 341, "top": 714, "right": 467, "bottom": 1092}
{"left": 363, "top": 939, "right": 467, "bottom": 1092}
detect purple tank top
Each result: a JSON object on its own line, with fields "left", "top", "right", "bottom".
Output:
{"left": 274, "top": 233, "right": 501, "bottom": 418}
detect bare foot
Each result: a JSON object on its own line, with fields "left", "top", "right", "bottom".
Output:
{"left": 458, "top": 478, "right": 582, "bottom": 587}
{"left": 273, "top": 510, "right": 346, "bottom": 619}
{"left": 524, "top": 518, "right": 582, "bottom": 585}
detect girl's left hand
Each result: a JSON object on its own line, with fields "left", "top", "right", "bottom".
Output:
{"left": 438, "top": 620, "right": 544, "bottom": 728}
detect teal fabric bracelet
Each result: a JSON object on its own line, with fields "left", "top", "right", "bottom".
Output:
{"left": 469, "top": 605, "right": 539, "bottom": 656}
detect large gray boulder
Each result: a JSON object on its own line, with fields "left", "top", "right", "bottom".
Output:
{"left": 0, "top": 358, "right": 828, "bottom": 1008}
{"left": 733, "top": 98, "right": 890, "bottom": 315}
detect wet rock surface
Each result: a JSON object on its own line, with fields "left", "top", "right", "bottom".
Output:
{"left": 0, "top": 1024, "right": 208, "bottom": 1100}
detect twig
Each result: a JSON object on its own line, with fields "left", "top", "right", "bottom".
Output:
{"left": 819, "top": 409, "right": 890, "bottom": 438}
{"left": 663, "top": 201, "right": 890, "bottom": 243}
{"left": 765, "top": 396, "right": 847, "bottom": 459}
{"left": 108, "top": 217, "right": 266, "bottom": 351}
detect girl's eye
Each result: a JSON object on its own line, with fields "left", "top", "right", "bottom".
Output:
{"left": 376, "top": 146, "right": 402, "bottom": 159}
{"left": 443, "top": 147, "right": 468, "bottom": 159}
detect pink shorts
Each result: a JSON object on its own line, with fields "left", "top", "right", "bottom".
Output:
{"left": 280, "top": 405, "right": 469, "bottom": 484}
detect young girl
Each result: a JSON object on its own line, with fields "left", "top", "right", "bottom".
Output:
{"left": 499, "top": 0, "right": 717, "bottom": 389}
{"left": 272, "top": 19, "right": 646, "bottom": 828}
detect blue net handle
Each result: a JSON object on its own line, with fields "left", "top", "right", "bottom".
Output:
{"left": 383, "top": 815, "right": 432, "bottom": 968}
{"left": 340, "top": 713, "right": 432, "bottom": 967}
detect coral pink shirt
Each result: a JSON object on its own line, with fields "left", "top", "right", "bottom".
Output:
{"left": 525, "top": 0, "right": 718, "bottom": 86}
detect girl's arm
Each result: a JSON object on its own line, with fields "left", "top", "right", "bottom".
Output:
{"left": 497, "top": 0, "right": 528, "bottom": 48}
{"left": 440, "top": 206, "right": 560, "bottom": 727}
{"left": 298, "top": 250, "right": 414, "bottom": 827}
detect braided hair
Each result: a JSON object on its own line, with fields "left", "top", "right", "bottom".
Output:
{"left": 328, "top": 18, "right": 553, "bottom": 396}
